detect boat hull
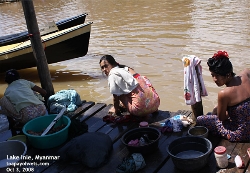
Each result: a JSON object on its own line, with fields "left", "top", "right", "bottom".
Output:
{"left": 0, "top": 13, "right": 88, "bottom": 46}
{"left": 0, "top": 22, "right": 92, "bottom": 72}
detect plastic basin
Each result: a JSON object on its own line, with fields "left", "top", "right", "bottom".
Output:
{"left": 188, "top": 126, "right": 209, "bottom": 138}
{"left": 0, "top": 140, "right": 27, "bottom": 168}
{"left": 8, "top": 135, "right": 27, "bottom": 144}
{"left": 167, "top": 136, "right": 212, "bottom": 172}
{"left": 22, "top": 114, "right": 71, "bottom": 149}
{"left": 121, "top": 127, "right": 161, "bottom": 155}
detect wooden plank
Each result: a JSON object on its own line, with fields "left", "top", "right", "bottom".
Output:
{"left": 221, "top": 140, "right": 238, "bottom": 173}
{"left": 80, "top": 111, "right": 179, "bottom": 173}
{"left": 157, "top": 155, "right": 199, "bottom": 173}
{"left": 41, "top": 104, "right": 107, "bottom": 173}
{"left": 42, "top": 109, "right": 195, "bottom": 173}
{"left": 100, "top": 110, "right": 178, "bottom": 143}
{"left": 32, "top": 107, "right": 250, "bottom": 173}
{"left": 58, "top": 113, "right": 138, "bottom": 173}
{"left": 225, "top": 142, "right": 250, "bottom": 173}
{"left": 82, "top": 137, "right": 130, "bottom": 173}
{"left": 150, "top": 110, "right": 186, "bottom": 127}
{"left": 43, "top": 104, "right": 115, "bottom": 173}
{"left": 148, "top": 110, "right": 172, "bottom": 125}
{"left": 78, "top": 103, "right": 106, "bottom": 122}
{"left": 245, "top": 147, "right": 250, "bottom": 173}
{"left": 197, "top": 112, "right": 228, "bottom": 173}
{"left": 245, "top": 162, "right": 250, "bottom": 173}
{"left": 198, "top": 139, "right": 232, "bottom": 173}
{"left": 193, "top": 137, "right": 250, "bottom": 173}
{"left": 96, "top": 118, "right": 138, "bottom": 143}
{"left": 11, "top": 107, "right": 250, "bottom": 173}
{"left": 69, "top": 101, "right": 95, "bottom": 119}
{"left": 86, "top": 104, "right": 112, "bottom": 132}
{"left": 136, "top": 111, "right": 182, "bottom": 173}
{"left": 41, "top": 160, "right": 67, "bottom": 173}
{"left": 153, "top": 130, "right": 191, "bottom": 173}
{"left": 59, "top": 163, "right": 88, "bottom": 173}
{"left": 17, "top": 148, "right": 65, "bottom": 173}
{"left": 63, "top": 130, "right": 135, "bottom": 173}
{"left": 141, "top": 130, "right": 189, "bottom": 173}
{"left": 7, "top": 103, "right": 95, "bottom": 173}
{"left": 93, "top": 110, "right": 189, "bottom": 173}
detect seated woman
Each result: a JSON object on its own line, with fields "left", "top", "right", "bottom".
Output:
{"left": 196, "top": 50, "right": 250, "bottom": 142}
{"left": 99, "top": 55, "right": 160, "bottom": 117}
{"left": 0, "top": 69, "right": 47, "bottom": 126}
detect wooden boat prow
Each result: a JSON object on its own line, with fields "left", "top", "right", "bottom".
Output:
{"left": 0, "top": 13, "right": 88, "bottom": 47}
{"left": 0, "top": 22, "right": 92, "bottom": 72}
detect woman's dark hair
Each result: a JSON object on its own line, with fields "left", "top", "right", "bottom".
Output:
{"left": 99, "top": 55, "right": 126, "bottom": 68}
{"left": 207, "top": 51, "right": 235, "bottom": 76}
{"left": 5, "top": 69, "right": 20, "bottom": 84}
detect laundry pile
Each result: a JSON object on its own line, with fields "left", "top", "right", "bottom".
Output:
{"left": 161, "top": 115, "right": 194, "bottom": 133}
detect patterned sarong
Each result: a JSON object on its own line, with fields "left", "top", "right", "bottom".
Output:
{"left": 0, "top": 96, "right": 46, "bottom": 124}
{"left": 196, "top": 98, "right": 250, "bottom": 142}
{"left": 119, "top": 74, "right": 160, "bottom": 116}
{"left": 19, "top": 104, "right": 46, "bottom": 124}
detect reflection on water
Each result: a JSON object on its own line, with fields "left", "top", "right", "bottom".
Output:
{"left": 0, "top": 0, "right": 250, "bottom": 113}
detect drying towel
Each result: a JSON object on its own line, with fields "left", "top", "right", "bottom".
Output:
{"left": 108, "top": 66, "right": 138, "bottom": 96}
{"left": 182, "top": 55, "right": 208, "bottom": 105}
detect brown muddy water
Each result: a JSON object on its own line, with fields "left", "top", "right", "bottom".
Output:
{"left": 0, "top": 0, "right": 250, "bottom": 114}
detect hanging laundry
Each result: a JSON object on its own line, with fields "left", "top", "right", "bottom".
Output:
{"left": 182, "top": 55, "right": 208, "bottom": 105}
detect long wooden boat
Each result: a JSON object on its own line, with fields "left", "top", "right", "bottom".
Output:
{"left": 0, "top": 22, "right": 92, "bottom": 72}
{"left": 0, "top": 13, "right": 88, "bottom": 47}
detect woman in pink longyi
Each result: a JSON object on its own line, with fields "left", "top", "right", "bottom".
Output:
{"left": 99, "top": 55, "right": 160, "bottom": 117}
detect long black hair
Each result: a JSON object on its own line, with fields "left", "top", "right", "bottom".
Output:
{"left": 99, "top": 55, "right": 127, "bottom": 68}
{"left": 207, "top": 51, "right": 235, "bottom": 76}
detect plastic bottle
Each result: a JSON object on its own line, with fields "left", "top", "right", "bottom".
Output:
{"left": 139, "top": 121, "right": 149, "bottom": 127}
{"left": 214, "top": 146, "right": 228, "bottom": 168}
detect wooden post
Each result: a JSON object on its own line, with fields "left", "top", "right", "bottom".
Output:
{"left": 191, "top": 66, "right": 204, "bottom": 119}
{"left": 21, "top": 0, "right": 54, "bottom": 103}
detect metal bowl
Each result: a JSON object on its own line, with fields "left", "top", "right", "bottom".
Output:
{"left": 0, "top": 140, "right": 27, "bottom": 168}
{"left": 188, "top": 126, "right": 209, "bottom": 138}
{"left": 167, "top": 136, "right": 212, "bottom": 172}
{"left": 121, "top": 127, "right": 161, "bottom": 155}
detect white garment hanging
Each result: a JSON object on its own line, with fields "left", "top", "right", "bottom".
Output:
{"left": 182, "top": 55, "right": 208, "bottom": 105}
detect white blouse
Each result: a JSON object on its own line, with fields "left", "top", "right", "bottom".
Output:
{"left": 108, "top": 66, "right": 138, "bottom": 96}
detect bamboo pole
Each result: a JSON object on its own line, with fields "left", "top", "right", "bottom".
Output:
{"left": 21, "top": 0, "right": 54, "bottom": 104}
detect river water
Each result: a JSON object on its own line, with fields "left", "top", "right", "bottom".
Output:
{"left": 0, "top": 0, "right": 250, "bottom": 114}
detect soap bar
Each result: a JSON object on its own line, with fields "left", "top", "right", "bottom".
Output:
{"left": 234, "top": 155, "right": 245, "bottom": 168}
